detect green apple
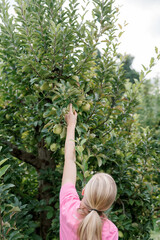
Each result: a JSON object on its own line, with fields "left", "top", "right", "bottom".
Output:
{"left": 60, "top": 147, "right": 65, "bottom": 155}
{"left": 82, "top": 103, "right": 91, "bottom": 111}
{"left": 5, "top": 114, "right": 10, "bottom": 120}
{"left": 115, "top": 149, "right": 121, "bottom": 155}
{"left": 132, "top": 223, "right": 138, "bottom": 228}
{"left": 76, "top": 100, "right": 83, "bottom": 106}
{"left": 77, "top": 155, "right": 82, "bottom": 161}
{"left": 50, "top": 143, "right": 58, "bottom": 152}
{"left": 118, "top": 231, "right": 124, "bottom": 238}
{"left": 53, "top": 124, "right": 63, "bottom": 135}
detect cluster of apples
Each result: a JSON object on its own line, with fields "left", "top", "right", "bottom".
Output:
{"left": 50, "top": 124, "right": 63, "bottom": 152}
{"left": 76, "top": 100, "right": 91, "bottom": 112}
{"left": 49, "top": 100, "right": 91, "bottom": 153}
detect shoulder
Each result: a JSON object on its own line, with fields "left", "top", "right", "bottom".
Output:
{"left": 102, "top": 219, "right": 118, "bottom": 240}
{"left": 60, "top": 183, "right": 80, "bottom": 207}
{"left": 60, "top": 183, "right": 81, "bottom": 228}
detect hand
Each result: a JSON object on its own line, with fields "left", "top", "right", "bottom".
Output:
{"left": 65, "top": 103, "right": 77, "bottom": 127}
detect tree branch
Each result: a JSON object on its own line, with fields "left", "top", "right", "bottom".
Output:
{"left": 1, "top": 140, "right": 41, "bottom": 169}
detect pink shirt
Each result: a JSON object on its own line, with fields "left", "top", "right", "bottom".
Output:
{"left": 60, "top": 183, "right": 118, "bottom": 240}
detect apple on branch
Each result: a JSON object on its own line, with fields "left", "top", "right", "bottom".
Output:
{"left": 82, "top": 103, "right": 91, "bottom": 111}
{"left": 50, "top": 143, "right": 58, "bottom": 152}
{"left": 53, "top": 124, "right": 63, "bottom": 135}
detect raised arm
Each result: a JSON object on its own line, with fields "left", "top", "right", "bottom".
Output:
{"left": 62, "top": 104, "right": 77, "bottom": 186}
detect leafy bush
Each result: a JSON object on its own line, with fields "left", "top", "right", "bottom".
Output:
{"left": 0, "top": 155, "right": 23, "bottom": 239}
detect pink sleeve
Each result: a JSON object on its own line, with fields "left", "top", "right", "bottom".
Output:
{"left": 60, "top": 183, "right": 80, "bottom": 208}
{"left": 102, "top": 220, "right": 118, "bottom": 240}
{"left": 111, "top": 229, "right": 118, "bottom": 240}
{"left": 107, "top": 225, "right": 118, "bottom": 240}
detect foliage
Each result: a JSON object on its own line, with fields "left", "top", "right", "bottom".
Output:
{"left": 0, "top": 150, "right": 43, "bottom": 239}
{"left": 0, "top": 153, "right": 22, "bottom": 239}
{"left": 137, "top": 78, "right": 160, "bottom": 224}
{"left": 151, "top": 219, "right": 160, "bottom": 240}
{"left": 138, "top": 78, "right": 160, "bottom": 131}
{"left": 118, "top": 54, "right": 139, "bottom": 83}
{"left": 0, "top": 0, "right": 159, "bottom": 239}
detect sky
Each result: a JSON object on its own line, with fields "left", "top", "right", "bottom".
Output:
{"left": 117, "top": 0, "right": 160, "bottom": 78}
{"left": 8, "top": 0, "right": 160, "bottom": 78}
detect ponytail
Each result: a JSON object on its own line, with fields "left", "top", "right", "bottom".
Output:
{"left": 77, "top": 173, "right": 117, "bottom": 240}
{"left": 77, "top": 210, "right": 102, "bottom": 240}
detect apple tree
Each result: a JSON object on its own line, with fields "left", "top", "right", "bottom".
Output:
{"left": 0, "top": 0, "right": 159, "bottom": 239}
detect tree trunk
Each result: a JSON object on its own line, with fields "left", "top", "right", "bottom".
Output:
{"left": 3, "top": 139, "right": 57, "bottom": 240}
{"left": 37, "top": 177, "right": 54, "bottom": 239}
{"left": 36, "top": 139, "right": 56, "bottom": 240}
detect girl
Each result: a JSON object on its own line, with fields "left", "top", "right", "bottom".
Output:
{"left": 60, "top": 104, "right": 118, "bottom": 240}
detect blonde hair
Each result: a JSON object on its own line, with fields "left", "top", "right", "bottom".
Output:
{"left": 77, "top": 173, "right": 117, "bottom": 240}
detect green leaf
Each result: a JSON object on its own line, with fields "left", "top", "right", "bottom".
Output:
{"left": 0, "top": 164, "right": 10, "bottom": 178}
{"left": 47, "top": 211, "right": 54, "bottom": 219}
{"left": 84, "top": 171, "right": 90, "bottom": 178}
{"left": 8, "top": 206, "right": 21, "bottom": 213}
{"left": 80, "top": 139, "right": 87, "bottom": 146}
{"left": 76, "top": 161, "right": 83, "bottom": 170}
{"left": 118, "top": 31, "right": 124, "bottom": 38}
{"left": 0, "top": 158, "right": 8, "bottom": 167}
{"left": 118, "top": 24, "right": 122, "bottom": 30}
{"left": 45, "top": 136, "right": 52, "bottom": 146}
{"left": 149, "top": 57, "right": 155, "bottom": 68}
{"left": 155, "top": 46, "right": 158, "bottom": 54}
{"left": 140, "top": 70, "right": 144, "bottom": 82}
{"left": 97, "top": 157, "right": 102, "bottom": 167}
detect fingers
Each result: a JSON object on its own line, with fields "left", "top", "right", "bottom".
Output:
{"left": 69, "top": 103, "right": 72, "bottom": 113}
{"left": 68, "top": 103, "right": 77, "bottom": 116}
{"left": 65, "top": 104, "right": 77, "bottom": 126}
{"left": 74, "top": 110, "right": 77, "bottom": 116}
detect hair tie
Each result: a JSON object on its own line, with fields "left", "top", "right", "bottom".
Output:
{"left": 90, "top": 209, "right": 99, "bottom": 213}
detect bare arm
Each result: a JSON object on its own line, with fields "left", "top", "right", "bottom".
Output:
{"left": 62, "top": 104, "right": 77, "bottom": 186}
